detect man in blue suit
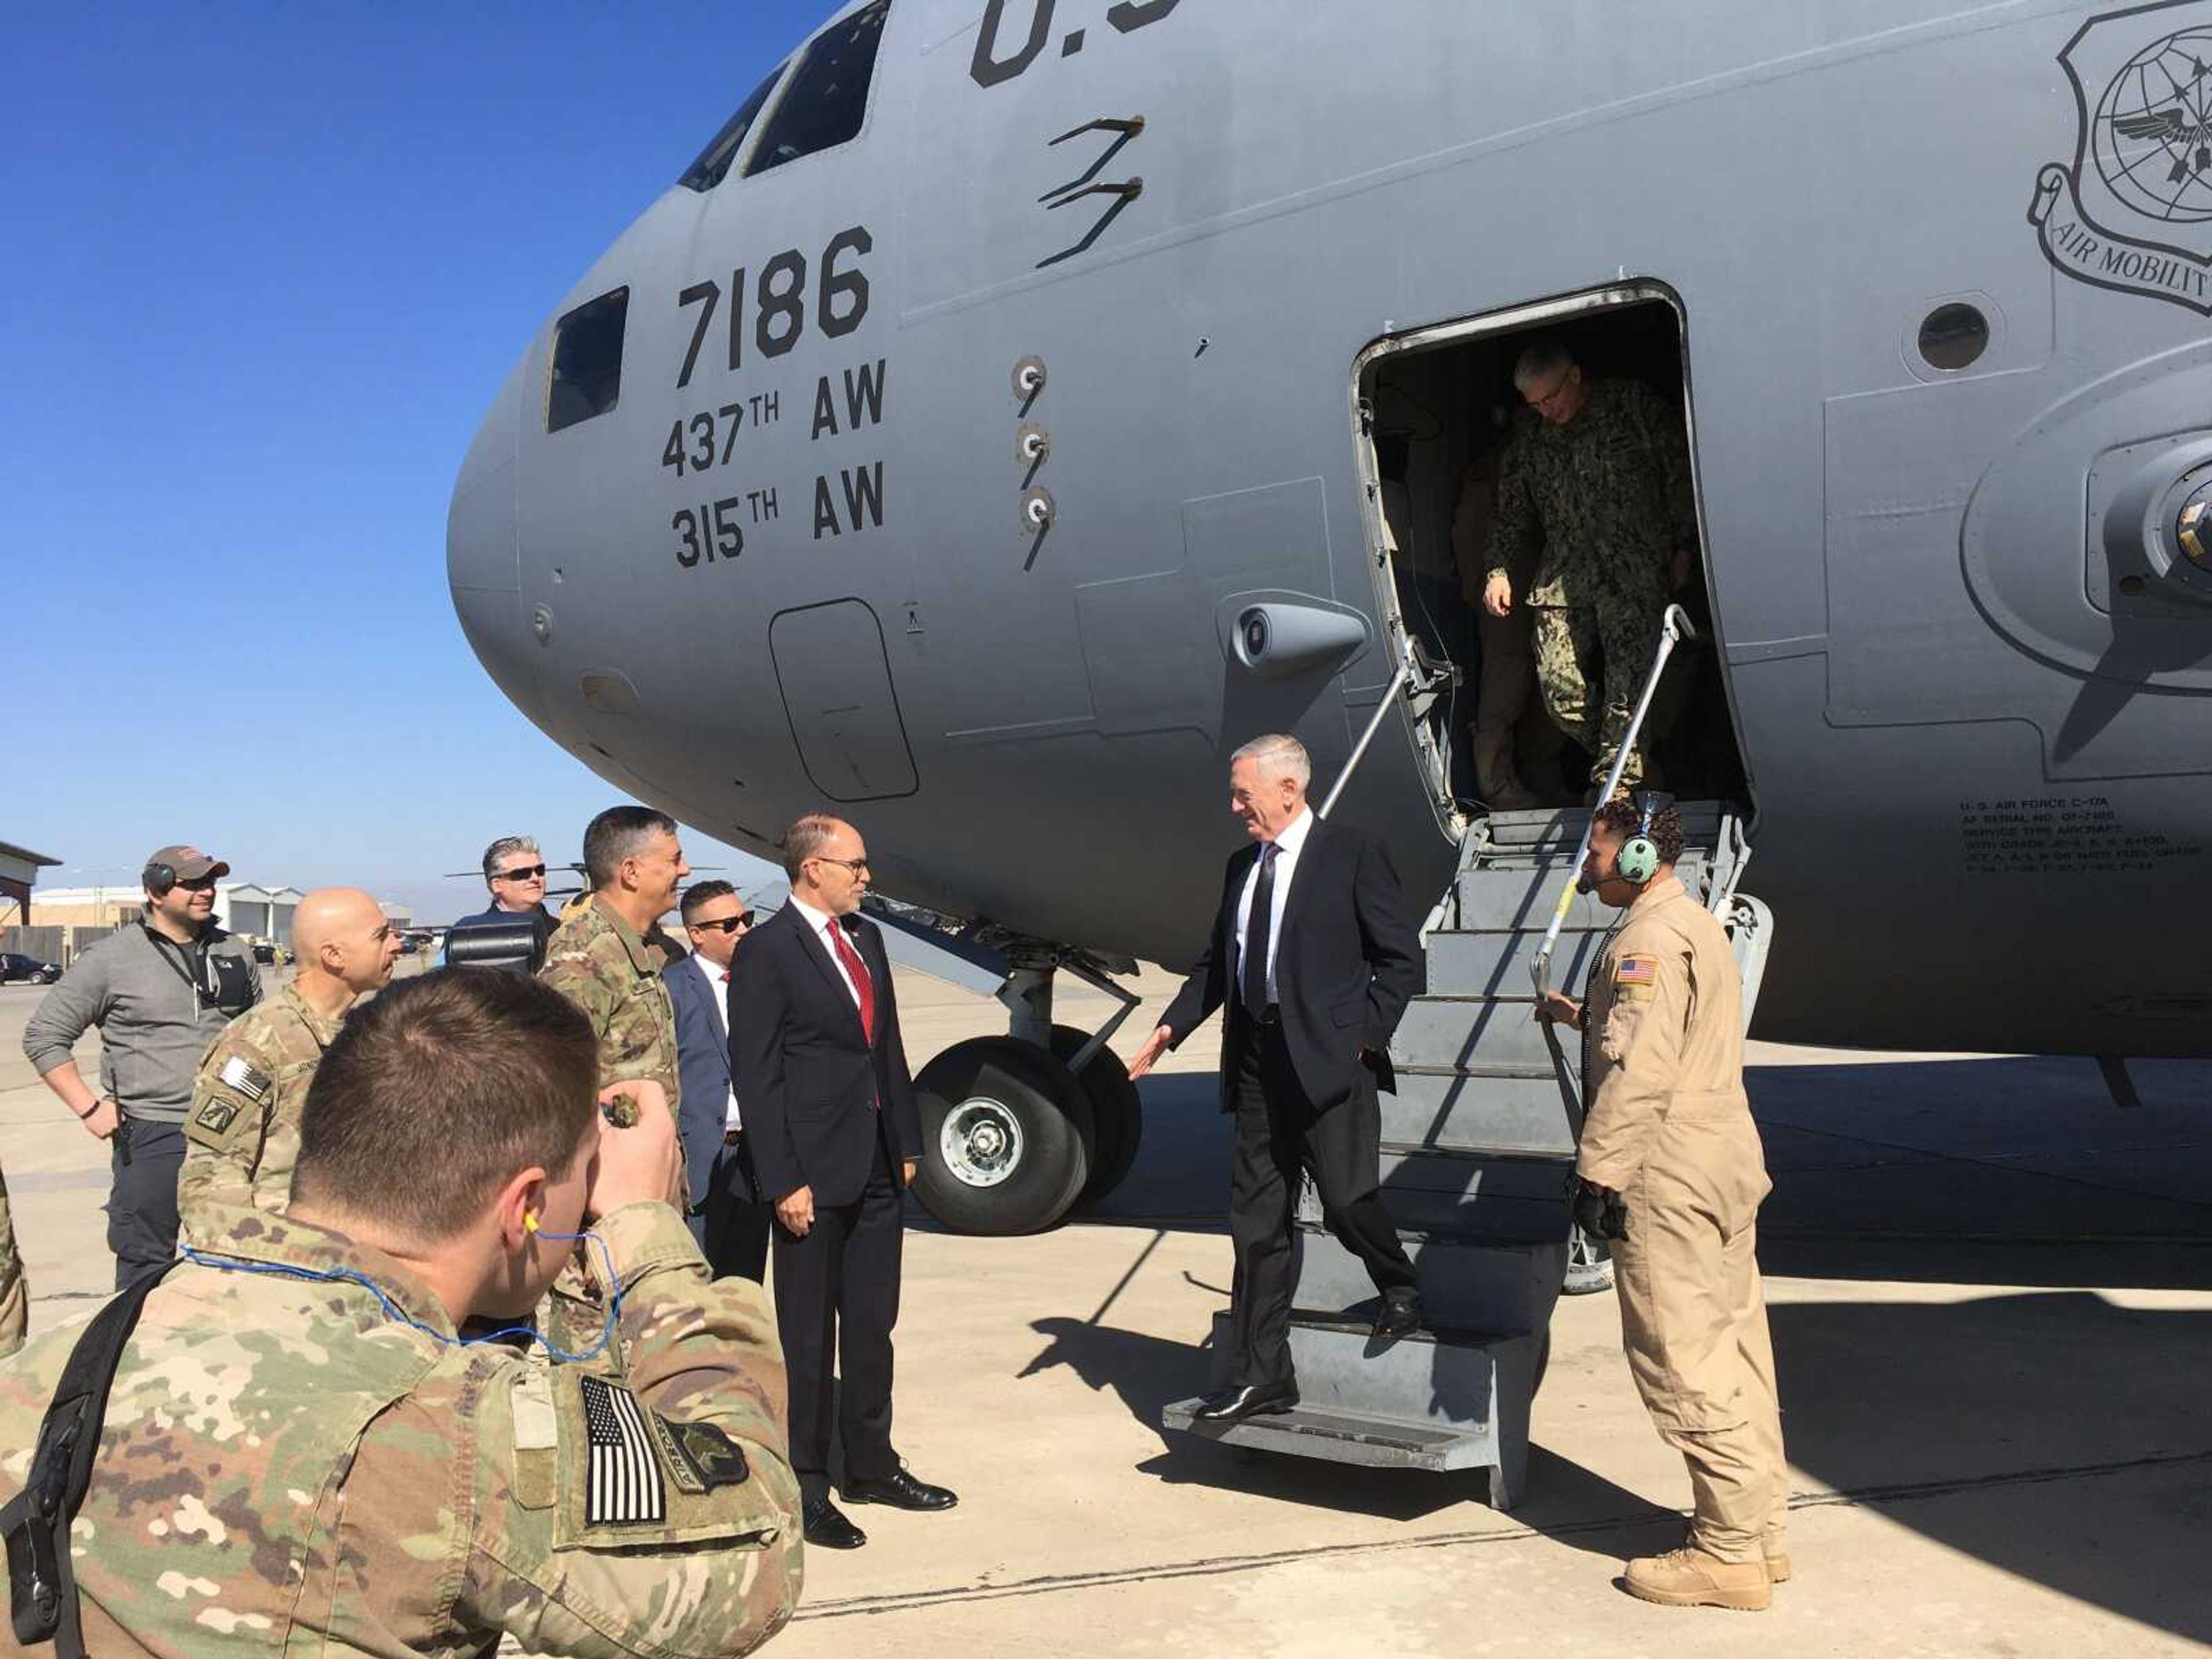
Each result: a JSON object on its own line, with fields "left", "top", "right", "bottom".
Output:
{"left": 663, "top": 880, "right": 770, "bottom": 1281}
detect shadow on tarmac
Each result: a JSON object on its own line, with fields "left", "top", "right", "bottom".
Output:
{"left": 1058, "top": 1052, "right": 2212, "bottom": 1637}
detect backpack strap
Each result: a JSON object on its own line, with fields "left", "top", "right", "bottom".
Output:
{"left": 2, "top": 1262, "right": 177, "bottom": 1655}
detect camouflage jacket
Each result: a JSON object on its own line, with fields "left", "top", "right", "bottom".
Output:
{"left": 177, "top": 982, "right": 347, "bottom": 1239}
{"left": 0, "top": 1158, "right": 23, "bottom": 1359}
{"left": 0, "top": 1201, "right": 802, "bottom": 1656}
{"left": 1482, "top": 378, "right": 1697, "bottom": 610}
{"left": 539, "top": 899, "right": 683, "bottom": 1126}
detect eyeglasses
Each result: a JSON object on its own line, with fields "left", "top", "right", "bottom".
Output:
{"left": 810, "top": 855, "right": 870, "bottom": 875}
{"left": 691, "top": 911, "right": 756, "bottom": 934}
{"left": 1524, "top": 372, "right": 1577, "bottom": 414}
{"left": 493, "top": 864, "right": 547, "bottom": 882}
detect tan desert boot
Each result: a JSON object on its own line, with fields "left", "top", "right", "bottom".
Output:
{"left": 1766, "top": 1545, "right": 1793, "bottom": 1584}
{"left": 1622, "top": 1546, "right": 1772, "bottom": 1611}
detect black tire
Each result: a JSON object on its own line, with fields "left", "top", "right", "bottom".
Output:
{"left": 911, "top": 1037, "right": 1094, "bottom": 1235}
{"left": 1048, "top": 1025, "right": 1143, "bottom": 1209}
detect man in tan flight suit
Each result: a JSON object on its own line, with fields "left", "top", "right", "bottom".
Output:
{"left": 179, "top": 888, "right": 404, "bottom": 1240}
{"left": 1538, "top": 795, "right": 1787, "bottom": 1610}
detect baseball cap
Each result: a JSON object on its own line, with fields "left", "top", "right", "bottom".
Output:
{"left": 144, "top": 845, "right": 231, "bottom": 882}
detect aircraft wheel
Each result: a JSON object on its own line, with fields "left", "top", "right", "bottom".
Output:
{"left": 912, "top": 1037, "right": 1094, "bottom": 1235}
{"left": 1048, "top": 1025, "right": 1143, "bottom": 1209}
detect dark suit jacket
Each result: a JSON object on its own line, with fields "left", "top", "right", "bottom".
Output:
{"left": 1161, "top": 815, "right": 1422, "bottom": 1114}
{"left": 663, "top": 952, "right": 745, "bottom": 1234}
{"left": 730, "top": 904, "right": 922, "bottom": 1208}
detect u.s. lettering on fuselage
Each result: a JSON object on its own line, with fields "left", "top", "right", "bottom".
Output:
{"left": 969, "top": 0, "right": 1183, "bottom": 89}
{"left": 660, "top": 225, "right": 888, "bottom": 570}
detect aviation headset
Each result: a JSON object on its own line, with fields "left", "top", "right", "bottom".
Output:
{"left": 1616, "top": 791, "right": 1667, "bottom": 887}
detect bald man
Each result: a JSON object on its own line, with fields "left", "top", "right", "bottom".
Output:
{"left": 179, "top": 889, "right": 403, "bottom": 1241}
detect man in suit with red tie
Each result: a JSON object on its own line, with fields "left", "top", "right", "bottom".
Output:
{"left": 730, "top": 813, "right": 954, "bottom": 1550}
{"left": 1130, "top": 733, "right": 1425, "bottom": 1425}
{"left": 664, "top": 880, "right": 770, "bottom": 1281}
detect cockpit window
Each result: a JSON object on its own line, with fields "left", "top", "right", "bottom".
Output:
{"left": 546, "top": 288, "right": 629, "bottom": 434}
{"left": 744, "top": 0, "right": 890, "bottom": 178}
{"left": 679, "top": 62, "right": 787, "bottom": 192}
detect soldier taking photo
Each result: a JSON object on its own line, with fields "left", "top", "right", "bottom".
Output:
{"left": 0, "top": 969, "right": 803, "bottom": 1656}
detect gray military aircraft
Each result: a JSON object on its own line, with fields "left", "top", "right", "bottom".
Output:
{"left": 450, "top": 0, "right": 2212, "bottom": 1238}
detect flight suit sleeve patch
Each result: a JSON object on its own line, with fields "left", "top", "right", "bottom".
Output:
{"left": 1613, "top": 954, "right": 1658, "bottom": 1002}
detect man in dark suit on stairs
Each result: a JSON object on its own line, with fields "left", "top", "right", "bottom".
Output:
{"left": 1131, "top": 733, "right": 1425, "bottom": 1425}
{"left": 664, "top": 880, "right": 770, "bottom": 1281}
{"left": 730, "top": 813, "right": 955, "bottom": 1550}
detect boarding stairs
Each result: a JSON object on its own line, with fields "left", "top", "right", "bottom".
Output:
{"left": 1164, "top": 799, "right": 1771, "bottom": 1509}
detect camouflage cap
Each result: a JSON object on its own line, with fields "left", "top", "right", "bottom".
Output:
{"left": 145, "top": 844, "right": 230, "bottom": 882}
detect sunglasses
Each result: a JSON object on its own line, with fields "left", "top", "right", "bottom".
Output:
{"left": 692, "top": 911, "right": 756, "bottom": 934}
{"left": 493, "top": 864, "right": 548, "bottom": 882}
{"left": 174, "top": 875, "right": 219, "bottom": 892}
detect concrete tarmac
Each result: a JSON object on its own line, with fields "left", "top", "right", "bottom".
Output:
{"left": 3, "top": 970, "right": 2210, "bottom": 1656}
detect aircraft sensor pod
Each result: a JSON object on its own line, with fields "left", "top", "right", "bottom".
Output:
{"left": 1230, "top": 601, "right": 1369, "bottom": 680}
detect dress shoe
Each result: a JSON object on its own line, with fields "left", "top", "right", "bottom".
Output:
{"left": 842, "top": 1468, "right": 958, "bottom": 1511}
{"left": 1371, "top": 1287, "right": 1422, "bottom": 1341}
{"left": 1190, "top": 1381, "right": 1298, "bottom": 1423}
{"left": 801, "top": 1493, "right": 868, "bottom": 1550}
{"left": 1620, "top": 1547, "right": 1770, "bottom": 1611}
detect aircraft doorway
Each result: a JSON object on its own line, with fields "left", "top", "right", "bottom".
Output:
{"left": 1355, "top": 287, "right": 1747, "bottom": 815}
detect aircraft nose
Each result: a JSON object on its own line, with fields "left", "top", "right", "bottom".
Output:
{"left": 447, "top": 354, "right": 547, "bottom": 730}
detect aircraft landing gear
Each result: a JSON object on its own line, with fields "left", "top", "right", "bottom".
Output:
{"left": 909, "top": 952, "right": 1145, "bottom": 1236}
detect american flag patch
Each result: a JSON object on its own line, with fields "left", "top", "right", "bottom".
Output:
{"left": 1615, "top": 955, "right": 1657, "bottom": 987}
{"left": 217, "top": 1054, "right": 271, "bottom": 1103}
{"left": 581, "top": 1375, "right": 666, "bottom": 1525}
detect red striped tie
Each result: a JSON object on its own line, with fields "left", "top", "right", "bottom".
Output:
{"left": 827, "top": 920, "right": 876, "bottom": 1044}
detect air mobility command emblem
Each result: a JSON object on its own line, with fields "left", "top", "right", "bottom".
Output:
{"left": 2032, "top": 2, "right": 2212, "bottom": 315}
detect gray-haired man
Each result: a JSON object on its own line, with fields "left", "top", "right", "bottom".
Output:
{"left": 1131, "top": 736, "right": 1423, "bottom": 1423}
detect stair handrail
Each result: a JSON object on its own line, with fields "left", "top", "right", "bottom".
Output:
{"left": 1318, "top": 656, "right": 1415, "bottom": 820}
{"left": 1529, "top": 603, "right": 1699, "bottom": 1003}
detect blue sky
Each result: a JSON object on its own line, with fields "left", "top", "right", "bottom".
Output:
{"left": 1, "top": 3, "right": 847, "bottom": 923}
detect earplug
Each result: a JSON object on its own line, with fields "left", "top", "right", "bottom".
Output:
{"left": 525, "top": 1211, "right": 541, "bottom": 1234}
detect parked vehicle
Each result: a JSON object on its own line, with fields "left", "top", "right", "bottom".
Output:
{"left": 0, "top": 952, "right": 61, "bottom": 985}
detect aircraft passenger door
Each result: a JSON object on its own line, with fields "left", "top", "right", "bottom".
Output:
{"left": 768, "top": 599, "right": 920, "bottom": 801}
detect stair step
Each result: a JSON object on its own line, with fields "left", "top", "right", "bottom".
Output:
{"left": 1481, "top": 803, "right": 1725, "bottom": 850}
{"left": 1165, "top": 1311, "right": 1548, "bottom": 1503}
{"left": 1391, "top": 996, "right": 1573, "bottom": 1070}
{"left": 1160, "top": 1401, "right": 1495, "bottom": 1473}
{"left": 1425, "top": 928, "right": 1603, "bottom": 997}
{"left": 1300, "top": 1147, "right": 1572, "bottom": 1242}
{"left": 1381, "top": 1068, "right": 1579, "bottom": 1157}
{"left": 1455, "top": 851, "right": 1707, "bottom": 915}
{"left": 1295, "top": 1226, "right": 1567, "bottom": 1332}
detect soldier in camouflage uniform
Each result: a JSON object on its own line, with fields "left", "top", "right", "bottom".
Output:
{"left": 178, "top": 889, "right": 403, "bottom": 1241}
{"left": 1483, "top": 336, "right": 1698, "bottom": 798}
{"left": 0, "top": 970, "right": 802, "bottom": 1656}
{"left": 0, "top": 1157, "right": 24, "bottom": 1358}
{"left": 539, "top": 807, "right": 692, "bottom": 1340}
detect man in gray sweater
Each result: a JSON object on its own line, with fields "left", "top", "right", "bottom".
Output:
{"left": 23, "top": 845, "right": 261, "bottom": 1285}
